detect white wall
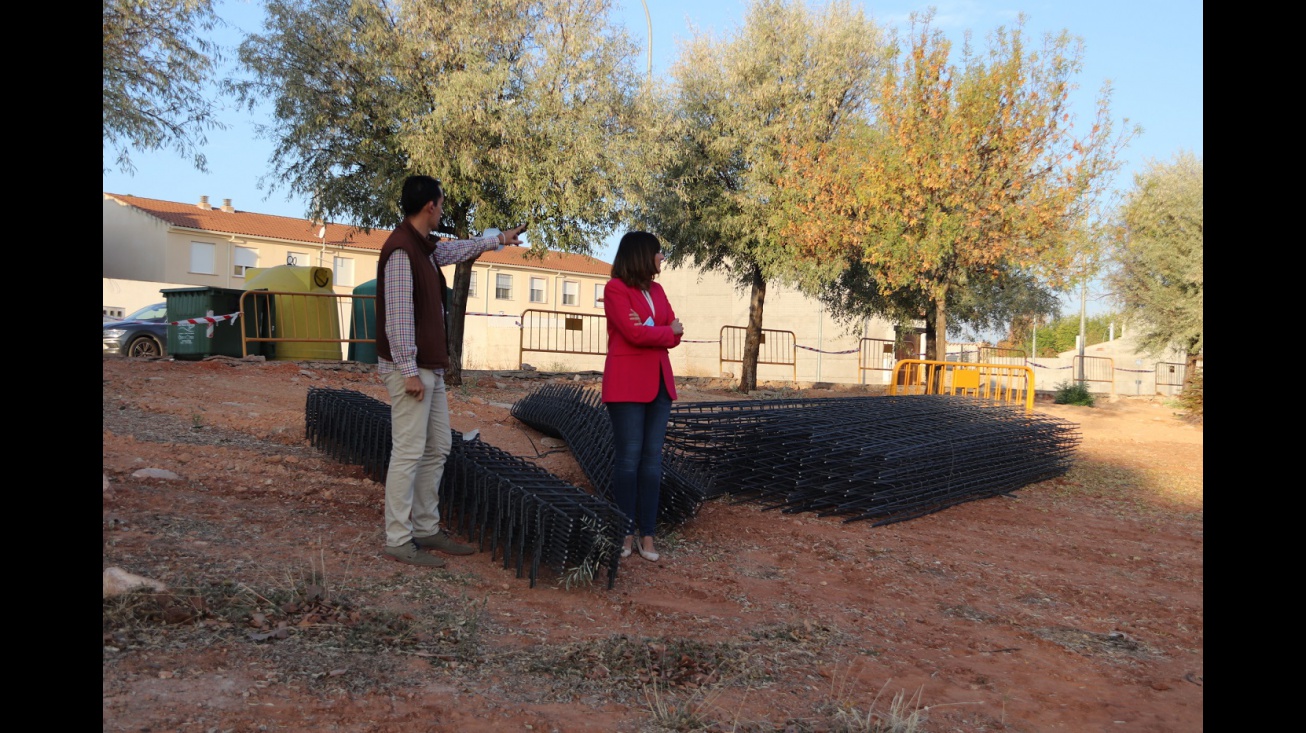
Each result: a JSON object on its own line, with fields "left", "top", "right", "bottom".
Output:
{"left": 103, "top": 278, "right": 194, "bottom": 318}
{"left": 654, "top": 263, "right": 901, "bottom": 385}
{"left": 103, "top": 198, "right": 170, "bottom": 281}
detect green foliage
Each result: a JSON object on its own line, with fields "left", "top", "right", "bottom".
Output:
{"left": 636, "top": 0, "right": 887, "bottom": 391}
{"left": 102, "top": 0, "right": 226, "bottom": 174}
{"left": 1107, "top": 151, "right": 1203, "bottom": 361}
{"left": 235, "top": 0, "right": 650, "bottom": 382}
{"left": 774, "top": 11, "right": 1136, "bottom": 363}
{"left": 1053, "top": 380, "right": 1096, "bottom": 407}
{"left": 1005, "top": 312, "right": 1120, "bottom": 357}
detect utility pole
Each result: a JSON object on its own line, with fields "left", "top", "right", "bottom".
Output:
{"left": 639, "top": 0, "right": 652, "bottom": 78}
{"left": 1077, "top": 273, "right": 1087, "bottom": 384}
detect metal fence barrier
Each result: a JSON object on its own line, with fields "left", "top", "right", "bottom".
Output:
{"left": 720, "top": 325, "right": 796, "bottom": 382}
{"left": 978, "top": 346, "right": 1028, "bottom": 365}
{"left": 888, "top": 359, "right": 1036, "bottom": 412}
{"left": 1155, "top": 362, "right": 1187, "bottom": 391}
{"left": 858, "top": 338, "right": 896, "bottom": 383}
{"left": 1071, "top": 355, "right": 1116, "bottom": 396}
{"left": 518, "top": 308, "right": 607, "bottom": 369}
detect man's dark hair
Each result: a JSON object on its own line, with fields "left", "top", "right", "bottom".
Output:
{"left": 399, "top": 175, "right": 443, "bottom": 217}
{"left": 610, "top": 231, "right": 662, "bottom": 290}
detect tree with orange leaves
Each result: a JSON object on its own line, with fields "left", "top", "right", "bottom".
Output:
{"left": 774, "top": 12, "right": 1136, "bottom": 362}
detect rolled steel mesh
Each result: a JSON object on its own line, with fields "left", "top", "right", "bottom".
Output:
{"left": 509, "top": 382, "right": 709, "bottom": 530}
{"left": 304, "top": 387, "right": 627, "bottom": 588}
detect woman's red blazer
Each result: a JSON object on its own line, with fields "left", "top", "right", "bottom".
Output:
{"left": 601, "top": 278, "right": 681, "bottom": 403}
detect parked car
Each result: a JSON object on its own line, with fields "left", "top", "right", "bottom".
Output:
{"left": 103, "top": 302, "right": 168, "bottom": 357}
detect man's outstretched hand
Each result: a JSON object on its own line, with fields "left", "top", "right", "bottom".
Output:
{"left": 500, "top": 224, "right": 527, "bottom": 247}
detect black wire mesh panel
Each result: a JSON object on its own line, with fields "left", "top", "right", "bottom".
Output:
{"left": 443, "top": 432, "right": 628, "bottom": 588}
{"left": 304, "top": 387, "right": 392, "bottom": 481}
{"left": 509, "top": 382, "right": 709, "bottom": 531}
{"left": 304, "top": 387, "right": 628, "bottom": 588}
{"left": 663, "top": 394, "right": 1081, "bottom": 526}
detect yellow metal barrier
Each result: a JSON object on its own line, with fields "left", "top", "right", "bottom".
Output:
{"left": 240, "top": 290, "right": 375, "bottom": 360}
{"left": 720, "top": 325, "right": 797, "bottom": 382}
{"left": 519, "top": 308, "right": 608, "bottom": 368}
{"left": 888, "top": 359, "right": 1036, "bottom": 412}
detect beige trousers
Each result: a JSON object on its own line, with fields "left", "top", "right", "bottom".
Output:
{"left": 381, "top": 368, "right": 452, "bottom": 547}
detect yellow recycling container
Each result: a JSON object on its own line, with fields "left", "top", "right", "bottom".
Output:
{"left": 243, "top": 265, "right": 342, "bottom": 361}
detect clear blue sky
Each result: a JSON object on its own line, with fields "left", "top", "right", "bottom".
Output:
{"left": 103, "top": 0, "right": 1202, "bottom": 317}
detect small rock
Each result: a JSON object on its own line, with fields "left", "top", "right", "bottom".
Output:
{"left": 132, "top": 468, "right": 181, "bottom": 480}
{"left": 103, "top": 474, "right": 110, "bottom": 492}
{"left": 540, "top": 437, "right": 566, "bottom": 448}
{"left": 489, "top": 401, "right": 514, "bottom": 409}
{"left": 104, "top": 567, "right": 167, "bottom": 597}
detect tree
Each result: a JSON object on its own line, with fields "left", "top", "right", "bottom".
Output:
{"left": 1002, "top": 311, "right": 1117, "bottom": 357}
{"left": 1107, "top": 151, "right": 1203, "bottom": 387}
{"left": 234, "top": 0, "right": 649, "bottom": 383}
{"left": 103, "top": 0, "right": 226, "bottom": 174}
{"left": 776, "top": 12, "right": 1136, "bottom": 364}
{"left": 634, "top": 0, "right": 885, "bottom": 392}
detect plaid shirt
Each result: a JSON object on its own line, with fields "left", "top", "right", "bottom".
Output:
{"left": 378, "top": 235, "right": 500, "bottom": 377}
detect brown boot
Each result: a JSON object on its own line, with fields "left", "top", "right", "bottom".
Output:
{"left": 413, "top": 531, "right": 475, "bottom": 555}
{"left": 384, "top": 541, "right": 447, "bottom": 567}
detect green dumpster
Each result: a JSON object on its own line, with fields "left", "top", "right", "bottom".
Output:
{"left": 161, "top": 286, "right": 248, "bottom": 360}
{"left": 348, "top": 279, "right": 377, "bottom": 364}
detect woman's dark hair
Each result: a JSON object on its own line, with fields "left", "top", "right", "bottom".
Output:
{"left": 610, "top": 231, "right": 662, "bottom": 290}
{"left": 400, "top": 175, "right": 443, "bottom": 216}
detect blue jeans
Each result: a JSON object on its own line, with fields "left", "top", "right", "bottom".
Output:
{"left": 606, "top": 377, "right": 672, "bottom": 537}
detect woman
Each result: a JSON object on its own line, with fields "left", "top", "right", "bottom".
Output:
{"left": 601, "top": 231, "right": 683, "bottom": 562}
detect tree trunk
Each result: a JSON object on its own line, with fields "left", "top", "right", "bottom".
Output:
{"left": 442, "top": 213, "right": 472, "bottom": 387}
{"left": 924, "top": 293, "right": 948, "bottom": 391}
{"left": 444, "top": 260, "right": 474, "bottom": 386}
{"left": 1182, "top": 337, "right": 1201, "bottom": 391}
{"left": 739, "top": 265, "right": 767, "bottom": 393}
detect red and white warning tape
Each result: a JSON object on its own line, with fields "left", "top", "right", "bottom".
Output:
{"left": 168, "top": 311, "right": 241, "bottom": 326}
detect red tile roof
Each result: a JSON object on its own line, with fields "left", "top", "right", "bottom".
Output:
{"left": 104, "top": 192, "right": 612, "bottom": 277}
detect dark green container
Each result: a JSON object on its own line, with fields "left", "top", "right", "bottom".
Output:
{"left": 161, "top": 286, "right": 249, "bottom": 360}
{"left": 348, "top": 279, "right": 378, "bottom": 363}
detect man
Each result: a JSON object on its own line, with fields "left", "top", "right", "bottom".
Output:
{"left": 376, "top": 175, "right": 525, "bottom": 566}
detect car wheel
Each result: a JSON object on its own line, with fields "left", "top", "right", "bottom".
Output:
{"left": 127, "top": 335, "right": 163, "bottom": 358}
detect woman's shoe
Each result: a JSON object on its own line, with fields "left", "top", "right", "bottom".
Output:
{"left": 620, "top": 535, "right": 634, "bottom": 559}
{"left": 637, "top": 537, "right": 659, "bottom": 562}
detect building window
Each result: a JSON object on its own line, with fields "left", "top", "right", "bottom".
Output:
{"left": 496, "top": 273, "right": 513, "bottom": 300}
{"left": 233, "top": 246, "right": 259, "bottom": 277}
{"left": 286, "top": 251, "right": 310, "bottom": 266}
{"left": 190, "top": 242, "right": 215, "bottom": 275}
{"left": 468, "top": 272, "right": 478, "bottom": 298}
{"left": 594, "top": 283, "right": 604, "bottom": 307}
{"left": 562, "top": 280, "right": 578, "bottom": 306}
{"left": 333, "top": 256, "right": 354, "bottom": 287}
{"left": 529, "top": 277, "right": 546, "bottom": 303}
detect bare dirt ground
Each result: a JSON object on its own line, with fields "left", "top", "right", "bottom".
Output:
{"left": 102, "top": 355, "right": 1202, "bottom": 733}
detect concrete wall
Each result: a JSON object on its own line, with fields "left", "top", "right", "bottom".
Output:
{"left": 103, "top": 198, "right": 169, "bottom": 282}
{"left": 655, "top": 264, "right": 902, "bottom": 385}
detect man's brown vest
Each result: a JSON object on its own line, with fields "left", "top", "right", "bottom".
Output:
{"left": 375, "top": 220, "right": 450, "bottom": 371}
